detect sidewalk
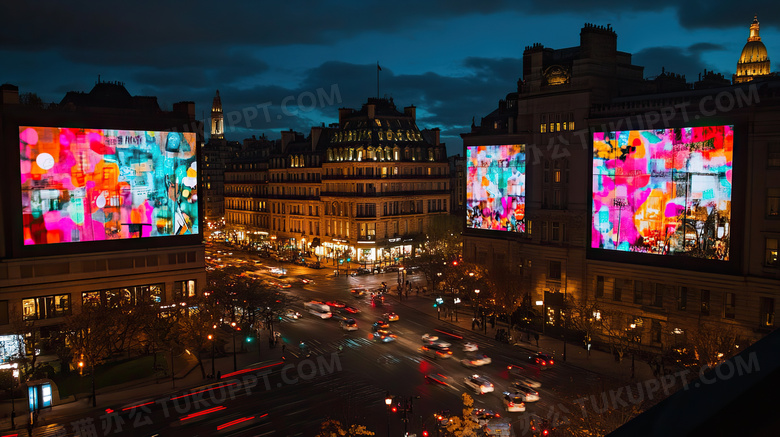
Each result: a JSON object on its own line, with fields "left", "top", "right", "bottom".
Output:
{"left": 388, "top": 289, "right": 657, "bottom": 385}
{"left": 0, "top": 332, "right": 287, "bottom": 434}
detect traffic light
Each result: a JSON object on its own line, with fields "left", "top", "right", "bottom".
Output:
{"left": 422, "top": 430, "right": 428, "bottom": 437}
{"left": 391, "top": 406, "right": 397, "bottom": 413}
{"left": 246, "top": 336, "right": 253, "bottom": 343}
{"left": 452, "top": 260, "right": 458, "bottom": 266}
{"left": 346, "top": 257, "right": 351, "bottom": 262}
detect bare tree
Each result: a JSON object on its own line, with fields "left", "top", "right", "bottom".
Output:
{"left": 688, "top": 322, "right": 740, "bottom": 368}
{"left": 65, "top": 305, "right": 121, "bottom": 407}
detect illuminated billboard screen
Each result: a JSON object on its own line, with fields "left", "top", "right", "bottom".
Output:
{"left": 592, "top": 125, "right": 733, "bottom": 260}
{"left": 466, "top": 145, "right": 526, "bottom": 232}
{"left": 19, "top": 126, "right": 198, "bottom": 245}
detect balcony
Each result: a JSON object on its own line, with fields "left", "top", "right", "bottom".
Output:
{"left": 321, "top": 190, "right": 450, "bottom": 198}
{"left": 322, "top": 173, "right": 449, "bottom": 180}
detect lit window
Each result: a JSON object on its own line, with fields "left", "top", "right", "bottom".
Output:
{"left": 766, "top": 238, "right": 779, "bottom": 267}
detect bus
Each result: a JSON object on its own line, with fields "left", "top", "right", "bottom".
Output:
{"left": 304, "top": 301, "right": 332, "bottom": 319}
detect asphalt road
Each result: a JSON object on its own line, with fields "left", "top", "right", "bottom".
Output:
{"left": 32, "top": 246, "right": 613, "bottom": 436}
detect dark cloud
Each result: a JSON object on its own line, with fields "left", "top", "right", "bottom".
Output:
{"left": 688, "top": 42, "right": 728, "bottom": 53}
{"left": 676, "top": 3, "right": 780, "bottom": 30}
{"left": 632, "top": 44, "right": 725, "bottom": 82}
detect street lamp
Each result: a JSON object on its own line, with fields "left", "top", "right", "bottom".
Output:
{"left": 385, "top": 393, "right": 393, "bottom": 437}
{"left": 231, "top": 321, "right": 238, "bottom": 372}
{"left": 208, "top": 333, "right": 216, "bottom": 378}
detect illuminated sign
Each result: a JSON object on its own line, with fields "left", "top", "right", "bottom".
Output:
{"left": 19, "top": 126, "right": 198, "bottom": 245}
{"left": 466, "top": 145, "right": 526, "bottom": 232}
{"left": 591, "top": 125, "right": 732, "bottom": 260}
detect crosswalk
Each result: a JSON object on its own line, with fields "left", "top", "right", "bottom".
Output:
{"left": 285, "top": 337, "right": 373, "bottom": 358}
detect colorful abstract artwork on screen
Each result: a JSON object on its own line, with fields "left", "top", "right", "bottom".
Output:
{"left": 19, "top": 127, "right": 199, "bottom": 245}
{"left": 592, "top": 126, "right": 732, "bottom": 260}
{"left": 466, "top": 145, "right": 526, "bottom": 232}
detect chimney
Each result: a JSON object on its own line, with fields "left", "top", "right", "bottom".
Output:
{"left": 173, "top": 101, "right": 196, "bottom": 119}
{"left": 311, "top": 126, "right": 324, "bottom": 151}
{"left": 404, "top": 105, "right": 416, "bottom": 120}
{"left": 338, "top": 108, "right": 353, "bottom": 126}
{"left": 367, "top": 103, "right": 376, "bottom": 119}
{"left": 281, "top": 129, "right": 296, "bottom": 153}
{"left": 1, "top": 84, "right": 19, "bottom": 105}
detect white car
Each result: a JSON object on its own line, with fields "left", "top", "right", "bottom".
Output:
{"left": 463, "top": 342, "right": 479, "bottom": 352}
{"left": 461, "top": 354, "right": 492, "bottom": 368}
{"left": 284, "top": 309, "right": 302, "bottom": 319}
{"left": 502, "top": 392, "right": 527, "bottom": 412}
{"left": 506, "top": 365, "right": 542, "bottom": 388}
{"left": 464, "top": 374, "right": 494, "bottom": 394}
{"left": 508, "top": 383, "right": 540, "bottom": 402}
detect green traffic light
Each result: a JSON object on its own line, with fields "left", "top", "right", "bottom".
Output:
{"left": 246, "top": 337, "right": 253, "bottom": 342}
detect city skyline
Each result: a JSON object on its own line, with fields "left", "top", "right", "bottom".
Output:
{"left": 1, "top": 2, "right": 778, "bottom": 157}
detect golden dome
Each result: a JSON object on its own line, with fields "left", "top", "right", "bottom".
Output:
{"left": 739, "top": 40, "right": 769, "bottom": 64}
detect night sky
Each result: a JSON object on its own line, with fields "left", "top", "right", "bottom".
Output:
{"left": 2, "top": 1, "right": 778, "bottom": 157}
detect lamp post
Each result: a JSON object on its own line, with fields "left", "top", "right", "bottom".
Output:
{"left": 385, "top": 393, "right": 393, "bottom": 437}
{"left": 474, "top": 289, "right": 481, "bottom": 331}
{"left": 231, "top": 321, "right": 238, "bottom": 372}
{"left": 208, "top": 331, "right": 216, "bottom": 378}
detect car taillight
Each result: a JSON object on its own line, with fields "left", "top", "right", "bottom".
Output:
{"left": 541, "top": 361, "right": 546, "bottom": 366}
{"left": 549, "top": 360, "right": 554, "bottom": 364}
{"left": 543, "top": 430, "right": 549, "bottom": 436}
{"left": 508, "top": 402, "right": 514, "bottom": 407}
{"left": 507, "top": 366, "right": 512, "bottom": 370}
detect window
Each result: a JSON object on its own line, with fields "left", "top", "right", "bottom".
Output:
{"left": 760, "top": 297, "right": 775, "bottom": 327}
{"left": 174, "top": 280, "right": 197, "bottom": 301}
{"left": 677, "top": 286, "right": 687, "bottom": 311}
{"left": 551, "top": 222, "right": 561, "bottom": 242}
{"left": 615, "top": 278, "right": 630, "bottom": 302}
{"left": 766, "top": 238, "right": 779, "bottom": 267}
{"left": 767, "top": 188, "right": 780, "bottom": 217}
{"left": 724, "top": 292, "right": 736, "bottom": 319}
{"left": 651, "top": 320, "right": 662, "bottom": 343}
{"left": 22, "top": 294, "right": 71, "bottom": 320}
{"left": 595, "top": 276, "right": 605, "bottom": 298}
{"left": 701, "top": 290, "right": 710, "bottom": 316}
{"left": 548, "top": 261, "right": 562, "bottom": 281}
{"left": 768, "top": 142, "right": 780, "bottom": 168}
{"left": 652, "top": 284, "right": 664, "bottom": 307}
{"left": 634, "top": 281, "right": 643, "bottom": 304}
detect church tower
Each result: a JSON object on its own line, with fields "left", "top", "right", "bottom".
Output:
{"left": 734, "top": 16, "right": 771, "bottom": 83}
{"left": 211, "top": 90, "right": 224, "bottom": 140}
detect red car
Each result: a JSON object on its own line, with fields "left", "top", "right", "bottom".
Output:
{"left": 325, "top": 300, "right": 346, "bottom": 308}
{"left": 343, "top": 306, "right": 360, "bottom": 314}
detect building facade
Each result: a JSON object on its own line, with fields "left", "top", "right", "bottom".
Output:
{"left": 224, "top": 97, "right": 451, "bottom": 267}
{"left": 734, "top": 16, "right": 772, "bottom": 84}
{"left": 462, "top": 22, "right": 780, "bottom": 353}
{"left": 0, "top": 82, "right": 206, "bottom": 359}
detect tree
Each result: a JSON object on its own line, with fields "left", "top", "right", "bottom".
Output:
{"left": 65, "top": 305, "right": 121, "bottom": 407}
{"left": 687, "top": 322, "right": 740, "bottom": 368}
{"left": 175, "top": 299, "right": 217, "bottom": 379}
{"left": 316, "top": 419, "right": 375, "bottom": 436}
{"left": 554, "top": 402, "right": 644, "bottom": 436}
{"left": 9, "top": 308, "right": 43, "bottom": 382}
{"left": 443, "top": 393, "right": 483, "bottom": 436}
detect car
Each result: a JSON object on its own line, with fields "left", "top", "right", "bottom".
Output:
{"left": 343, "top": 306, "right": 360, "bottom": 314}
{"left": 528, "top": 352, "right": 555, "bottom": 369}
{"left": 325, "top": 300, "right": 346, "bottom": 308}
{"left": 307, "top": 261, "right": 323, "bottom": 269}
{"left": 506, "top": 364, "right": 542, "bottom": 387}
{"left": 424, "top": 373, "right": 453, "bottom": 388}
{"left": 371, "top": 295, "right": 384, "bottom": 306}
{"left": 340, "top": 318, "right": 358, "bottom": 331}
{"left": 421, "top": 334, "right": 451, "bottom": 348}
{"left": 421, "top": 343, "right": 453, "bottom": 359}
{"left": 373, "top": 331, "right": 397, "bottom": 343}
{"left": 472, "top": 409, "right": 502, "bottom": 426}
{"left": 434, "top": 410, "right": 452, "bottom": 428}
{"left": 464, "top": 374, "right": 494, "bottom": 394}
{"left": 463, "top": 342, "right": 479, "bottom": 352}
{"left": 502, "top": 391, "right": 527, "bottom": 412}
{"left": 299, "top": 277, "right": 314, "bottom": 285}
{"left": 284, "top": 309, "right": 302, "bottom": 319}
{"left": 508, "top": 383, "right": 540, "bottom": 402}
{"left": 372, "top": 321, "right": 390, "bottom": 332}
{"left": 351, "top": 288, "right": 368, "bottom": 297}
{"left": 383, "top": 312, "right": 399, "bottom": 322}
{"left": 461, "top": 353, "right": 492, "bottom": 367}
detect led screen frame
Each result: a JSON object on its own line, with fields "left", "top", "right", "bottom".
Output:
{"left": 591, "top": 125, "right": 733, "bottom": 261}
{"left": 466, "top": 144, "right": 526, "bottom": 233}
{"left": 19, "top": 126, "right": 199, "bottom": 246}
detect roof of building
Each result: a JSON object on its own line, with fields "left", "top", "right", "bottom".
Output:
{"left": 59, "top": 80, "right": 160, "bottom": 111}
{"left": 608, "top": 327, "right": 780, "bottom": 437}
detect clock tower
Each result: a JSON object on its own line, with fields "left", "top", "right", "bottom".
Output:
{"left": 211, "top": 90, "right": 224, "bottom": 140}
